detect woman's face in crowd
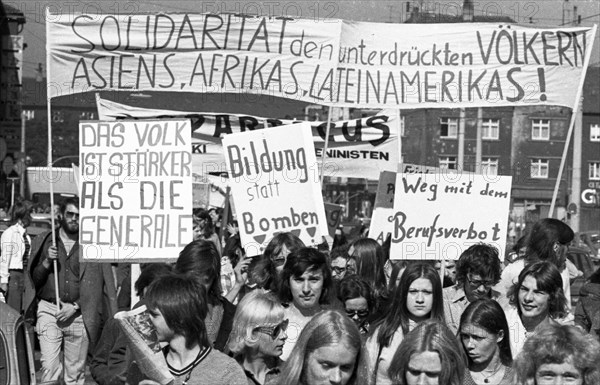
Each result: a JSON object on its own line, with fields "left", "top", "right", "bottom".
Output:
{"left": 290, "top": 268, "right": 324, "bottom": 310}
{"left": 459, "top": 323, "right": 501, "bottom": 365}
{"left": 518, "top": 275, "right": 550, "bottom": 320}
{"left": 344, "top": 297, "right": 369, "bottom": 328}
{"left": 405, "top": 351, "right": 441, "bottom": 385}
{"left": 273, "top": 244, "right": 290, "bottom": 273}
{"left": 303, "top": 340, "right": 357, "bottom": 385}
{"left": 147, "top": 307, "right": 174, "bottom": 342}
{"left": 256, "top": 317, "right": 288, "bottom": 358}
{"left": 406, "top": 278, "right": 434, "bottom": 320}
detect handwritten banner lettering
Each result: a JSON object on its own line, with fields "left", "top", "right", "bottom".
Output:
{"left": 388, "top": 173, "right": 512, "bottom": 260}
{"left": 48, "top": 12, "right": 595, "bottom": 109}
{"left": 222, "top": 123, "right": 327, "bottom": 255}
{"left": 79, "top": 119, "right": 193, "bottom": 262}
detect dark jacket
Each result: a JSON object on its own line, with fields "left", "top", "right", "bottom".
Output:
{"left": 575, "top": 282, "right": 600, "bottom": 338}
{"left": 24, "top": 229, "right": 106, "bottom": 352}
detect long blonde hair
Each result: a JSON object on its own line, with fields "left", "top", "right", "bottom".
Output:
{"left": 278, "top": 310, "right": 362, "bottom": 385}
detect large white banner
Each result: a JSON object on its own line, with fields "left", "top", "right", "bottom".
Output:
{"left": 47, "top": 12, "right": 342, "bottom": 102}
{"left": 222, "top": 123, "right": 327, "bottom": 255}
{"left": 48, "top": 12, "right": 595, "bottom": 109}
{"left": 95, "top": 95, "right": 399, "bottom": 179}
{"left": 79, "top": 119, "right": 193, "bottom": 262}
{"left": 388, "top": 173, "right": 512, "bottom": 260}
{"left": 336, "top": 22, "right": 595, "bottom": 108}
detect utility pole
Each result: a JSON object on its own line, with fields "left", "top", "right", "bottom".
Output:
{"left": 570, "top": 97, "right": 582, "bottom": 233}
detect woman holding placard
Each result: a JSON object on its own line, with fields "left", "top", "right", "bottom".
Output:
{"left": 364, "top": 262, "right": 444, "bottom": 385}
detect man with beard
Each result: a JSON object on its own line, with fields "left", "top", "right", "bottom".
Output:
{"left": 25, "top": 197, "right": 104, "bottom": 385}
{"left": 443, "top": 243, "right": 504, "bottom": 334}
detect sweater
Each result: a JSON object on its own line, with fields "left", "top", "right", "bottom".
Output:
{"left": 169, "top": 348, "right": 247, "bottom": 385}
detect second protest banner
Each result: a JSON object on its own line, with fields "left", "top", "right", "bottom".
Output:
{"left": 223, "top": 122, "right": 328, "bottom": 255}
{"left": 388, "top": 173, "right": 512, "bottom": 260}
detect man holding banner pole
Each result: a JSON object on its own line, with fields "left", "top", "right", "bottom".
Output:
{"left": 25, "top": 197, "right": 104, "bottom": 385}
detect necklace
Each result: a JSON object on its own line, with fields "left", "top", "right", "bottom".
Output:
{"left": 478, "top": 364, "right": 504, "bottom": 384}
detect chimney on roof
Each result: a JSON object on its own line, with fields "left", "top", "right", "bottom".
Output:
{"left": 462, "top": 0, "right": 474, "bottom": 22}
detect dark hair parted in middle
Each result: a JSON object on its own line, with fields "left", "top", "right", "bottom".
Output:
{"left": 278, "top": 247, "right": 333, "bottom": 305}
{"left": 459, "top": 299, "right": 513, "bottom": 367}
{"left": 370, "top": 262, "right": 444, "bottom": 348}
{"left": 144, "top": 273, "right": 209, "bottom": 349}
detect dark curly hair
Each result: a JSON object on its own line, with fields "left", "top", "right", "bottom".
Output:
{"left": 455, "top": 243, "right": 502, "bottom": 286}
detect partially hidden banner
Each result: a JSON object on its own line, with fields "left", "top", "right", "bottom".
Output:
{"left": 388, "top": 173, "right": 512, "bottom": 260}
{"left": 96, "top": 95, "right": 399, "bottom": 180}
{"left": 48, "top": 12, "right": 595, "bottom": 109}
{"left": 222, "top": 122, "right": 328, "bottom": 255}
{"left": 79, "top": 119, "right": 193, "bottom": 262}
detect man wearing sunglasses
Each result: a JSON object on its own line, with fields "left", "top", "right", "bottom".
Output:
{"left": 25, "top": 197, "right": 104, "bottom": 385}
{"left": 442, "top": 243, "right": 504, "bottom": 334}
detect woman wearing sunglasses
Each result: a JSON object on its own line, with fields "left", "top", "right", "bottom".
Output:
{"left": 337, "top": 275, "right": 374, "bottom": 336}
{"left": 271, "top": 310, "right": 363, "bottom": 385}
{"left": 228, "top": 290, "right": 288, "bottom": 385}
{"left": 263, "top": 232, "right": 305, "bottom": 274}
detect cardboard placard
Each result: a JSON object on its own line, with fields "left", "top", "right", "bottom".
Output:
{"left": 222, "top": 123, "right": 327, "bottom": 255}
{"left": 388, "top": 173, "right": 512, "bottom": 260}
{"left": 79, "top": 120, "right": 193, "bottom": 262}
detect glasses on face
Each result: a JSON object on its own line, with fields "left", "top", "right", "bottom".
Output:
{"left": 467, "top": 274, "right": 494, "bottom": 289}
{"left": 345, "top": 309, "right": 369, "bottom": 318}
{"left": 332, "top": 266, "right": 346, "bottom": 275}
{"left": 255, "top": 319, "right": 289, "bottom": 339}
{"left": 272, "top": 256, "right": 286, "bottom": 267}
{"left": 65, "top": 211, "right": 79, "bottom": 220}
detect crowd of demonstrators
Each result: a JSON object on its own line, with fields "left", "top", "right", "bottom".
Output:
{"left": 4, "top": 199, "right": 600, "bottom": 385}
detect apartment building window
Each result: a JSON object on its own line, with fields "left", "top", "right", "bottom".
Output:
{"left": 591, "top": 124, "right": 600, "bottom": 142}
{"left": 531, "top": 159, "right": 549, "bottom": 179}
{"left": 531, "top": 119, "right": 550, "bottom": 140}
{"left": 439, "top": 156, "right": 457, "bottom": 170}
{"left": 482, "top": 119, "right": 500, "bottom": 140}
{"left": 590, "top": 162, "right": 600, "bottom": 180}
{"left": 52, "top": 110, "right": 64, "bottom": 123}
{"left": 481, "top": 158, "right": 499, "bottom": 177}
{"left": 23, "top": 110, "right": 35, "bottom": 120}
{"left": 79, "top": 111, "right": 95, "bottom": 120}
{"left": 440, "top": 118, "right": 458, "bottom": 138}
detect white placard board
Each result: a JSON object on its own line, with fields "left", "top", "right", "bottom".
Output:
{"left": 388, "top": 173, "right": 512, "bottom": 260}
{"left": 222, "top": 122, "right": 327, "bottom": 255}
{"left": 79, "top": 119, "right": 193, "bottom": 262}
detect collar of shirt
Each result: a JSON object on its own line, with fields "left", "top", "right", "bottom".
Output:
{"left": 244, "top": 362, "right": 281, "bottom": 385}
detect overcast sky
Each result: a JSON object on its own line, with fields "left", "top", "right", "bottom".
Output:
{"left": 16, "top": 0, "right": 600, "bottom": 78}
